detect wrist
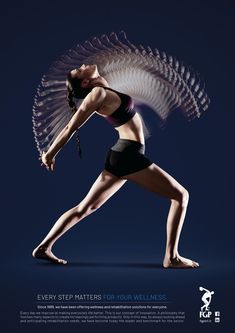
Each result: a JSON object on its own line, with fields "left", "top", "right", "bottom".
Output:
{"left": 46, "top": 150, "right": 54, "bottom": 159}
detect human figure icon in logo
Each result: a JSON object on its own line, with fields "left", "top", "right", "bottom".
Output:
{"left": 199, "top": 287, "right": 215, "bottom": 311}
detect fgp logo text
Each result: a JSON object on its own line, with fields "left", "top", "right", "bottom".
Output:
{"left": 199, "top": 310, "right": 212, "bottom": 318}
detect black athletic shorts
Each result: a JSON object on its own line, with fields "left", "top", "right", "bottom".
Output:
{"left": 104, "top": 139, "right": 153, "bottom": 177}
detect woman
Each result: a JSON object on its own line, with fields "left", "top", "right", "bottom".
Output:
{"left": 32, "top": 64, "right": 199, "bottom": 268}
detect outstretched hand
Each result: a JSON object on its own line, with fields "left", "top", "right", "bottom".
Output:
{"left": 39, "top": 151, "right": 55, "bottom": 171}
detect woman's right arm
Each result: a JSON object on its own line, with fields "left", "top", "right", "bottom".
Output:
{"left": 41, "top": 87, "right": 106, "bottom": 167}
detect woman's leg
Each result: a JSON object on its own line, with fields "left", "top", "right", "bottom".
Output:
{"left": 32, "top": 170, "right": 126, "bottom": 264}
{"left": 122, "top": 163, "right": 199, "bottom": 268}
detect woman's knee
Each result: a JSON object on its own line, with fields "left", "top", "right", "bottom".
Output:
{"left": 172, "top": 187, "right": 189, "bottom": 207}
{"left": 74, "top": 202, "right": 100, "bottom": 219}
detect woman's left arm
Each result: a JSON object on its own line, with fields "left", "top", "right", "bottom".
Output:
{"left": 40, "top": 87, "right": 106, "bottom": 171}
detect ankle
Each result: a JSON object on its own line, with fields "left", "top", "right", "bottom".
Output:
{"left": 165, "top": 251, "right": 179, "bottom": 260}
{"left": 38, "top": 243, "right": 51, "bottom": 251}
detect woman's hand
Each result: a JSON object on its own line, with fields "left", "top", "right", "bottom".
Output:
{"left": 39, "top": 151, "right": 55, "bottom": 171}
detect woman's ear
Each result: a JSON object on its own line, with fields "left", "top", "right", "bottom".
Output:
{"left": 81, "top": 79, "right": 90, "bottom": 88}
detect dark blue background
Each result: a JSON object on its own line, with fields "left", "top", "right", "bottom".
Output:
{"left": 1, "top": 0, "right": 234, "bottom": 332}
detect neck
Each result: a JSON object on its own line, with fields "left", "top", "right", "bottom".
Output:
{"left": 90, "top": 76, "right": 109, "bottom": 88}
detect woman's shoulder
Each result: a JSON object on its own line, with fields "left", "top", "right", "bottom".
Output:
{"left": 90, "top": 86, "right": 107, "bottom": 98}
{"left": 92, "top": 86, "right": 121, "bottom": 101}
{"left": 93, "top": 85, "right": 118, "bottom": 93}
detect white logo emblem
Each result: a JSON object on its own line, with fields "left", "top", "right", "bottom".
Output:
{"left": 199, "top": 286, "right": 214, "bottom": 312}
{"left": 199, "top": 286, "right": 221, "bottom": 323}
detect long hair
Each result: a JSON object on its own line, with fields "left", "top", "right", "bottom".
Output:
{"left": 66, "top": 72, "right": 92, "bottom": 99}
{"left": 66, "top": 72, "right": 92, "bottom": 157}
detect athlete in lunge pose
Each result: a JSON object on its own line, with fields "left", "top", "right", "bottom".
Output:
{"left": 32, "top": 64, "right": 199, "bottom": 268}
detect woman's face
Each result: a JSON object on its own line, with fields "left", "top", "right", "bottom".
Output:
{"left": 70, "top": 64, "right": 98, "bottom": 79}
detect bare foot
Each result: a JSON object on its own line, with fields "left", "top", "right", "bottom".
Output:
{"left": 163, "top": 254, "right": 199, "bottom": 269}
{"left": 32, "top": 245, "right": 67, "bottom": 264}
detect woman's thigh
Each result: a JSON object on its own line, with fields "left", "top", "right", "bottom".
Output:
{"left": 79, "top": 169, "right": 127, "bottom": 211}
{"left": 121, "top": 163, "right": 186, "bottom": 200}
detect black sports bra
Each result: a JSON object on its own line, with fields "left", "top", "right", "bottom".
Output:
{"left": 100, "top": 86, "right": 136, "bottom": 127}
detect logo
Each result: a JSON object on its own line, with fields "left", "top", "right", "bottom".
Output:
{"left": 199, "top": 286, "right": 220, "bottom": 323}
{"left": 199, "top": 286, "right": 214, "bottom": 314}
